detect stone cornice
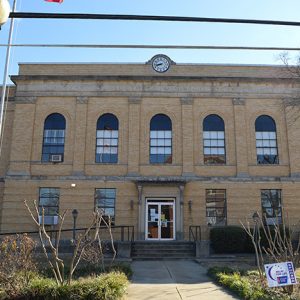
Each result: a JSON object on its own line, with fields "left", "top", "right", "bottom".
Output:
{"left": 5, "top": 174, "right": 300, "bottom": 183}
{"left": 14, "top": 96, "right": 37, "bottom": 104}
{"left": 11, "top": 74, "right": 300, "bottom": 83}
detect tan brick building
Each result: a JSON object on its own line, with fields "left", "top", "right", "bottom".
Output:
{"left": 1, "top": 55, "right": 300, "bottom": 243}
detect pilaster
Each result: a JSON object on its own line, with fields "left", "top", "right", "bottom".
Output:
{"left": 127, "top": 97, "right": 141, "bottom": 175}
{"left": 232, "top": 98, "right": 249, "bottom": 177}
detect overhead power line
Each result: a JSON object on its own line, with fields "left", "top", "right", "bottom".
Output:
{"left": 0, "top": 44, "right": 299, "bottom": 51}
{"left": 9, "top": 12, "right": 300, "bottom": 27}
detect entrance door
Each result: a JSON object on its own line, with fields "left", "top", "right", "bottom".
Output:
{"left": 146, "top": 201, "right": 175, "bottom": 240}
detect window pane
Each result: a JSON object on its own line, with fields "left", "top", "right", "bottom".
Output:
{"left": 111, "top": 130, "right": 118, "bottom": 138}
{"left": 150, "top": 140, "right": 157, "bottom": 146}
{"left": 217, "top": 131, "right": 224, "bottom": 139}
{"left": 157, "top": 131, "right": 164, "bottom": 138}
{"left": 150, "top": 131, "right": 157, "bottom": 138}
{"left": 165, "top": 139, "right": 172, "bottom": 146}
{"left": 157, "top": 139, "right": 165, "bottom": 146}
{"left": 210, "top": 132, "right": 218, "bottom": 139}
{"left": 204, "top": 148, "right": 211, "bottom": 155}
{"left": 165, "top": 131, "right": 172, "bottom": 138}
{"left": 165, "top": 148, "right": 172, "bottom": 154}
{"left": 204, "top": 140, "right": 210, "bottom": 147}
{"left": 217, "top": 140, "right": 224, "bottom": 147}
{"left": 203, "top": 131, "right": 210, "bottom": 139}
{"left": 211, "top": 140, "right": 218, "bottom": 147}
{"left": 256, "top": 132, "right": 262, "bottom": 139}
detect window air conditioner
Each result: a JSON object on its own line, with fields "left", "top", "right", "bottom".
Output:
{"left": 50, "top": 154, "right": 63, "bottom": 162}
{"left": 38, "top": 215, "right": 58, "bottom": 225}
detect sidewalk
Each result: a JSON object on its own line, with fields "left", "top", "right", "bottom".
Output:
{"left": 125, "top": 260, "right": 240, "bottom": 300}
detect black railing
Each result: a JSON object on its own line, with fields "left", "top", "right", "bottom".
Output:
{"left": 0, "top": 225, "right": 134, "bottom": 242}
{"left": 189, "top": 225, "right": 201, "bottom": 242}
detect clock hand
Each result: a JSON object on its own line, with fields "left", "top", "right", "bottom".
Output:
{"left": 156, "top": 62, "right": 163, "bottom": 66}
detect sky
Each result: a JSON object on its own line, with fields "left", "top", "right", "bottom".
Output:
{"left": 1, "top": 0, "right": 300, "bottom": 84}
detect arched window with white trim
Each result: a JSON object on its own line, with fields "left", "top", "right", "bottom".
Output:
{"left": 42, "top": 113, "right": 66, "bottom": 162}
{"left": 255, "top": 115, "right": 278, "bottom": 164}
{"left": 96, "top": 113, "right": 119, "bottom": 163}
{"left": 203, "top": 114, "right": 226, "bottom": 164}
{"left": 150, "top": 114, "right": 172, "bottom": 164}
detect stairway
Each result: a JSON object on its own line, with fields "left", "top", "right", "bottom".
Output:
{"left": 131, "top": 241, "right": 196, "bottom": 260}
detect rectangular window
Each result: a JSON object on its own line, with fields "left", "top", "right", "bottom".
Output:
{"left": 203, "top": 131, "right": 226, "bottom": 164}
{"left": 96, "top": 130, "right": 118, "bottom": 163}
{"left": 95, "top": 188, "right": 116, "bottom": 225}
{"left": 261, "top": 189, "right": 282, "bottom": 225}
{"left": 39, "top": 187, "right": 59, "bottom": 216}
{"left": 206, "top": 189, "right": 227, "bottom": 226}
{"left": 42, "top": 129, "right": 65, "bottom": 162}
{"left": 150, "top": 130, "right": 172, "bottom": 164}
{"left": 256, "top": 132, "right": 278, "bottom": 164}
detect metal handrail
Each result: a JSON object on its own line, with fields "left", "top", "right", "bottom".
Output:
{"left": 0, "top": 225, "right": 135, "bottom": 242}
{"left": 189, "top": 225, "right": 201, "bottom": 242}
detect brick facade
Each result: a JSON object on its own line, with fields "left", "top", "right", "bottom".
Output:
{"left": 0, "top": 58, "right": 300, "bottom": 241}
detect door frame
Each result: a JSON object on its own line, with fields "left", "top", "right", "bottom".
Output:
{"left": 145, "top": 198, "right": 176, "bottom": 241}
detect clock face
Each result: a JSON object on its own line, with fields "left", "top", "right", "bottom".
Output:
{"left": 152, "top": 55, "right": 170, "bottom": 73}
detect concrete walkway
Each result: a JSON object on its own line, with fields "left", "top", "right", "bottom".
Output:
{"left": 125, "top": 260, "right": 239, "bottom": 300}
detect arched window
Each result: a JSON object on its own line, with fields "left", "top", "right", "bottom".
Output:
{"left": 96, "top": 113, "right": 119, "bottom": 163}
{"left": 203, "top": 114, "right": 226, "bottom": 164}
{"left": 42, "top": 113, "right": 66, "bottom": 162}
{"left": 150, "top": 114, "right": 172, "bottom": 164}
{"left": 255, "top": 115, "right": 278, "bottom": 164}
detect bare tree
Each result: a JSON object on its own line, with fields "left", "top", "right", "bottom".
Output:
{"left": 241, "top": 210, "right": 300, "bottom": 294}
{"left": 24, "top": 200, "right": 116, "bottom": 285}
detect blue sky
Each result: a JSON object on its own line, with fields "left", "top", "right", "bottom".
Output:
{"left": 1, "top": 0, "right": 300, "bottom": 83}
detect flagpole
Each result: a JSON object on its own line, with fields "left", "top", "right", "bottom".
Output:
{"left": 0, "top": 0, "right": 17, "bottom": 156}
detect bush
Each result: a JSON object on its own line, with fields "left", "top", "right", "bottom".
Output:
{"left": 208, "top": 267, "right": 296, "bottom": 300}
{"left": 0, "top": 234, "right": 37, "bottom": 298}
{"left": 24, "top": 271, "right": 128, "bottom": 300}
{"left": 210, "top": 226, "right": 248, "bottom": 253}
{"left": 210, "top": 225, "right": 290, "bottom": 254}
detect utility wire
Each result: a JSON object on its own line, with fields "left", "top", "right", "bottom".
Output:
{"left": 0, "top": 44, "right": 299, "bottom": 51}
{"left": 9, "top": 12, "right": 300, "bottom": 27}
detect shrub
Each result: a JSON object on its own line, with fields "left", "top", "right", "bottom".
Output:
{"left": 210, "top": 226, "right": 248, "bottom": 253}
{"left": 208, "top": 267, "right": 296, "bottom": 300}
{"left": 0, "top": 234, "right": 37, "bottom": 298}
{"left": 25, "top": 271, "right": 128, "bottom": 300}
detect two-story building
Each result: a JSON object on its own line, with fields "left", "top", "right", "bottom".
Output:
{"left": 0, "top": 55, "right": 300, "bottom": 246}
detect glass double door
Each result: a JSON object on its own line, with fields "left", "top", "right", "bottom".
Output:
{"left": 146, "top": 201, "right": 175, "bottom": 240}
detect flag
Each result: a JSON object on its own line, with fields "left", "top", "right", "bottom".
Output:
{"left": 45, "top": 0, "right": 64, "bottom": 3}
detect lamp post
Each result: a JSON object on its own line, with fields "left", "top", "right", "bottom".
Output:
{"left": 252, "top": 211, "right": 259, "bottom": 267}
{"left": 72, "top": 209, "right": 78, "bottom": 241}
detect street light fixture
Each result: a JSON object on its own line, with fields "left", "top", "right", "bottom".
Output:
{"left": 0, "top": 0, "right": 10, "bottom": 28}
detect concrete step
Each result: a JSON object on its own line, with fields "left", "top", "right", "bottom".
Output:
{"left": 131, "top": 241, "right": 196, "bottom": 259}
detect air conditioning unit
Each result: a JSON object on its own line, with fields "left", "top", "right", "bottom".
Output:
{"left": 38, "top": 215, "right": 58, "bottom": 225}
{"left": 50, "top": 154, "right": 63, "bottom": 162}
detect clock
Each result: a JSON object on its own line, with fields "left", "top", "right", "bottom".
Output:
{"left": 151, "top": 55, "right": 171, "bottom": 73}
